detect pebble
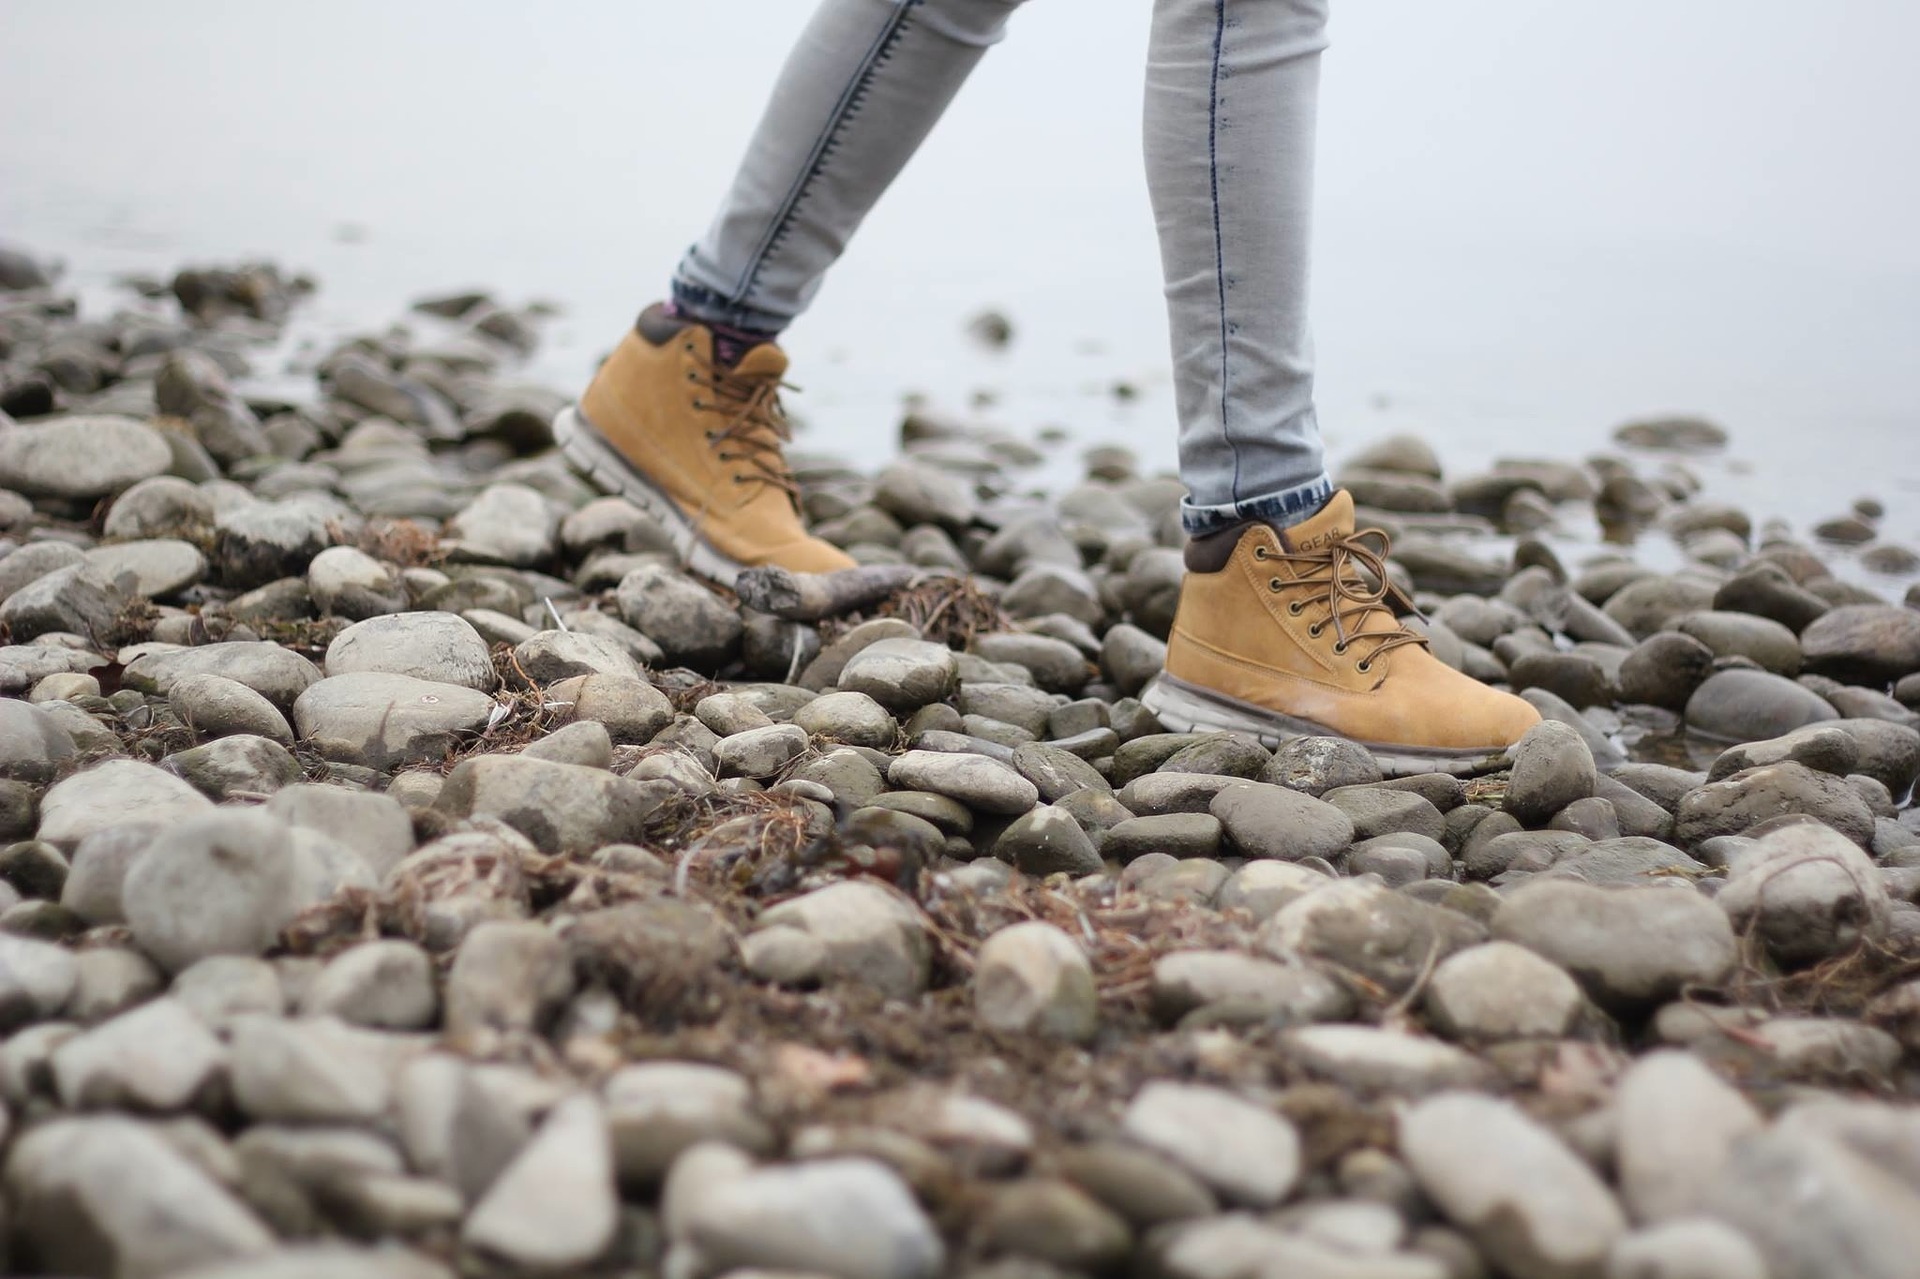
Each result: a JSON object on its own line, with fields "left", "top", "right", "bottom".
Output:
{"left": 83, "top": 538, "right": 207, "bottom": 598}
{"left": 0, "top": 414, "right": 173, "bottom": 499}
{"left": 1120, "top": 1081, "right": 1301, "bottom": 1208}
{"left": 1504, "top": 719, "right": 1598, "bottom": 824}
{"left": 1423, "top": 941, "right": 1585, "bottom": 1041}
{"left": 122, "top": 811, "right": 303, "bottom": 973}
{"left": 683, "top": 1157, "right": 946, "bottom": 1279}
{"left": 839, "top": 637, "right": 960, "bottom": 712}
{"left": 51, "top": 997, "right": 225, "bottom": 1111}
{"left": 1492, "top": 880, "right": 1737, "bottom": 1012}
{"left": 1684, "top": 668, "right": 1838, "bottom": 744}
{"left": 324, "top": 611, "right": 495, "bottom": 690}
{"left": 1614, "top": 1051, "right": 1762, "bottom": 1224}
{"left": 3, "top": 1115, "right": 276, "bottom": 1275}
{"left": 228, "top": 1015, "right": 410, "bottom": 1125}
{"left": 1702, "top": 1123, "right": 1920, "bottom": 1279}
{"left": 713, "top": 722, "right": 810, "bottom": 779}
{"left": 0, "top": 932, "right": 78, "bottom": 1030}
{"left": 291, "top": 672, "right": 497, "bottom": 769}
{"left": 1800, "top": 603, "right": 1920, "bottom": 685}
{"left": 1673, "top": 761, "right": 1875, "bottom": 849}
{"left": 887, "top": 749, "right": 1038, "bottom": 815}
{"left": 435, "top": 754, "right": 674, "bottom": 855}
{"left": 1283, "top": 1025, "right": 1491, "bottom": 1096}
{"left": 1210, "top": 781, "right": 1356, "bottom": 861}
{"left": 972, "top": 920, "right": 1099, "bottom": 1041}
{"left": 1715, "top": 819, "right": 1890, "bottom": 965}
{"left": 443, "top": 482, "right": 560, "bottom": 567}
{"left": 169, "top": 673, "right": 297, "bottom": 745}
{"left": 0, "top": 698, "right": 76, "bottom": 784}
{"left": 992, "top": 804, "right": 1102, "bottom": 876}
{"left": 124, "top": 641, "right": 323, "bottom": 712}
{"left": 300, "top": 939, "right": 439, "bottom": 1030}
{"left": 1605, "top": 1219, "right": 1768, "bottom": 1279}
{"left": 753, "top": 880, "right": 930, "bottom": 999}
{"left": 615, "top": 564, "right": 742, "bottom": 668}
{"left": 1401, "top": 1091, "right": 1627, "bottom": 1279}
{"left": 1263, "top": 878, "right": 1485, "bottom": 994}
{"left": 0, "top": 562, "right": 130, "bottom": 640}
{"left": 463, "top": 1094, "right": 618, "bottom": 1272}
{"left": 606, "top": 1062, "right": 772, "bottom": 1187}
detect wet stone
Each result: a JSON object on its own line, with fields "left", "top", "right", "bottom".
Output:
{"left": 1685, "top": 668, "right": 1838, "bottom": 745}
{"left": 1210, "top": 781, "right": 1355, "bottom": 862}
{"left": 888, "top": 749, "right": 1039, "bottom": 815}
{"left": 1101, "top": 813, "right": 1222, "bottom": 863}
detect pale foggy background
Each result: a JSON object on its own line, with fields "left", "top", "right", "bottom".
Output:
{"left": 2, "top": 0, "right": 1915, "bottom": 547}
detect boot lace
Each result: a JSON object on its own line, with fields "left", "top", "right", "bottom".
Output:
{"left": 688, "top": 352, "right": 800, "bottom": 507}
{"left": 1253, "top": 528, "right": 1430, "bottom": 673}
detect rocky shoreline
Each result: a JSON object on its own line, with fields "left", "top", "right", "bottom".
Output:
{"left": 1, "top": 242, "right": 1918, "bottom": 1279}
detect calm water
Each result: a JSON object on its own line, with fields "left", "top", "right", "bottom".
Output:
{"left": 3, "top": 1, "right": 1916, "bottom": 563}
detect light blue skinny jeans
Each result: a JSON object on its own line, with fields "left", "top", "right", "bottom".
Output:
{"left": 671, "top": 0, "right": 1334, "bottom": 534}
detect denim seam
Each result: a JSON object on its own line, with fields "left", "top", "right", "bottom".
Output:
{"left": 730, "top": 0, "right": 918, "bottom": 310}
{"left": 1206, "top": 0, "right": 1240, "bottom": 505}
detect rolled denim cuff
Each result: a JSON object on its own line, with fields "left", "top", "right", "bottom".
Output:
{"left": 1181, "top": 474, "right": 1335, "bottom": 537}
{"left": 668, "top": 276, "right": 791, "bottom": 338}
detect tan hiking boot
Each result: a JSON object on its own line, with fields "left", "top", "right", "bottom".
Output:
{"left": 1141, "top": 491, "right": 1540, "bottom": 775}
{"left": 553, "top": 305, "right": 856, "bottom": 580}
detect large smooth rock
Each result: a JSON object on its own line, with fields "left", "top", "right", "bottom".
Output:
{"left": 1505, "top": 719, "right": 1598, "bottom": 824}
{"left": 1262, "top": 878, "right": 1485, "bottom": 994}
{"left": 1493, "top": 880, "right": 1736, "bottom": 1012}
{"left": 1673, "top": 761, "right": 1876, "bottom": 849}
{"left": 887, "top": 749, "right": 1038, "bottom": 815}
{"left": 1209, "top": 781, "right": 1355, "bottom": 862}
{"left": 1684, "top": 668, "right": 1837, "bottom": 744}
{"left": 1800, "top": 603, "right": 1920, "bottom": 685}
{"left": 122, "top": 811, "right": 303, "bottom": 973}
{"left": 3, "top": 1115, "right": 275, "bottom": 1278}
{"left": 1702, "top": 1124, "right": 1920, "bottom": 1279}
{"left": 123, "top": 641, "right": 322, "bottom": 712}
{"left": 51, "top": 997, "right": 227, "bottom": 1111}
{"left": 1120, "top": 1081, "right": 1301, "bottom": 1208}
{"left": 839, "top": 637, "right": 960, "bottom": 712}
{"left": 324, "top": 611, "right": 495, "bottom": 690}
{"left": 0, "top": 562, "right": 130, "bottom": 640}
{"left": 615, "top": 564, "right": 741, "bottom": 668}
{"left": 753, "top": 880, "right": 931, "bottom": 999}
{"left": 683, "top": 1157, "right": 945, "bottom": 1279}
{"left": 1423, "top": 940, "right": 1585, "bottom": 1042}
{"left": 1615, "top": 1050, "right": 1762, "bottom": 1224}
{"left": 38, "top": 759, "right": 214, "bottom": 847}
{"left": 1401, "top": 1091, "right": 1627, "bottom": 1279}
{"left": 0, "top": 414, "right": 172, "bottom": 499}
{"left": 0, "top": 698, "right": 76, "bottom": 784}
{"left": 973, "top": 921, "right": 1098, "bottom": 1042}
{"left": 434, "top": 754, "right": 675, "bottom": 856}
{"left": 293, "top": 672, "right": 496, "bottom": 769}
{"left": 463, "top": 1094, "right": 618, "bottom": 1272}
{"left": 1715, "top": 819, "right": 1890, "bottom": 965}
{"left": 0, "top": 932, "right": 77, "bottom": 1030}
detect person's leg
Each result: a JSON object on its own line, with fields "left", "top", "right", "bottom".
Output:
{"left": 560, "top": 0, "right": 1028, "bottom": 579}
{"left": 1146, "top": 0, "right": 1333, "bottom": 535}
{"left": 672, "top": 0, "right": 1031, "bottom": 340}
{"left": 1141, "top": 0, "right": 1539, "bottom": 770}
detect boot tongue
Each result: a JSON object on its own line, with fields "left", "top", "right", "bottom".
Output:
{"left": 729, "top": 343, "right": 789, "bottom": 382}
{"left": 1274, "top": 490, "right": 1354, "bottom": 553}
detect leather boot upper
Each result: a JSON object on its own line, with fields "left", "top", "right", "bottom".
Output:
{"left": 1164, "top": 491, "right": 1541, "bottom": 751}
{"left": 578, "top": 307, "right": 855, "bottom": 574}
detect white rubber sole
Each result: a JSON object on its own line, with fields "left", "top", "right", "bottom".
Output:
{"left": 552, "top": 404, "right": 749, "bottom": 584}
{"left": 1139, "top": 673, "right": 1515, "bottom": 779}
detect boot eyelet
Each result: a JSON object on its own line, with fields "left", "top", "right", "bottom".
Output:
{"left": 1308, "top": 622, "right": 1324, "bottom": 638}
{"left": 691, "top": 399, "right": 704, "bottom": 410}
{"left": 1332, "top": 640, "right": 1348, "bottom": 655}
{"left": 1287, "top": 600, "right": 1305, "bottom": 616}
{"left": 1268, "top": 577, "right": 1284, "bottom": 592}
{"left": 1356, "top": 659, "right": 1373, "bottom": 674}
{"left": 1253, "top": 547, "right": 1270, "bottom": 561}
